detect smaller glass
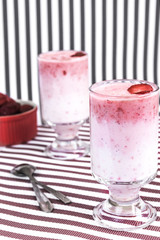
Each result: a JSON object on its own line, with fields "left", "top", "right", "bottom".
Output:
{"left": 38, "top": 50, "right": 89, "bottom": 160}
{"left": 89, "top": 79, "right": 159, "bottom": 231}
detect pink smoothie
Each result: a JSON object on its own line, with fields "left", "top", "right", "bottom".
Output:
{"left": 38, "top": 50, "right": 89, "bottom": 124}
{"left": 90, "top": 80, "right": 159, "bottom": 193}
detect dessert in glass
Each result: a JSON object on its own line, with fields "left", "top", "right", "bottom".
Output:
{"left": 38, "top": 50, "right": 89, "bottom": 160}
{"left": 89, "top": 79, "right": 159, "bottom": 231}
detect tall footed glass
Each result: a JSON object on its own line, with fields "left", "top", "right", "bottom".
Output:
{"left": 89, "top": 79, "right": 159, "bottom": 231}
{"left": 38, "top": 50, "right": 89, "bottom": 160}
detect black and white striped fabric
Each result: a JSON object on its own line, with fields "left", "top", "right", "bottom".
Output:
{"left": 0, "top": 0, "right": 160, "bottom": 122}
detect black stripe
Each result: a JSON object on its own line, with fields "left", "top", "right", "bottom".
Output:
{"left": 91, "top": 0, "right": 96, "bottom": 84}
{"left": 25, "top": 0, "right": 32, "bottom": 100}
{"left": 154, "top": 0, "right": 160, "bottom": 85}
{"left": 47, "top": 0, "right": 52, "bottom": 51}
{"left": 112, "top": 0, "right": 117, "bottom": 79}
{"left": 80, "top": 0, "right": 85, "bottom": 51}
{"left": 69, "top": 0, "right": 74, "bottom": 49}
{"left": 123, "top": 0, "right": 128, "bottom": 79}
{"left": 14, "top": 0, "right": 21, "bottom": 99}
{"left": 36, "top": 0, "right": 41, "bottom": 54}
{"left": 143, "top": 0, "right": 150, "bottom": 81}
{"left": 2, "top": 0, "right": 10, "bottom": 96}
{"left": 133, "top": 0, "right": 139, "bottom": 79}
{"left": 58, "top": 0, "right": 63, "bottom": 50}
{"left": 102, "top": 0, "right": 106, "bottom": 80}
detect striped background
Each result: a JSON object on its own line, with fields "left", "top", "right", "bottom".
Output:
{"left": 0, "top": 122, "right": 160, "bottom": 239}
{"left": 0, "top": 0, "right": 160, "bottom": 123}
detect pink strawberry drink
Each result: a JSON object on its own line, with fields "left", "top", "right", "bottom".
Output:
{"left": 90, "top": 80, "right": 159, "bottom": 201}
{"left": 38, "top": 50, "right": 89, "bottom": 125}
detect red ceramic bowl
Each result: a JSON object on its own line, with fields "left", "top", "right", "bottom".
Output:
{"left": 0, "top": 100, "right": 37, "bottom": 146}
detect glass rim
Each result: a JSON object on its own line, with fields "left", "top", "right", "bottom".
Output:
{"left": 38, "top": 50, "right": 88, "bottom": 62}
{"left": 89, "top": 79, "right": 159, "bottom": 99}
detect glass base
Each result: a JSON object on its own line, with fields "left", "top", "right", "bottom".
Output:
{"left": 93, "top": 197, "right": 157, "bottom": 231}
{"left": 45, "top": 137, "right": 89, "bottom": 160}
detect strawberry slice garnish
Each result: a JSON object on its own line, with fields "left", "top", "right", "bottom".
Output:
{"left": 127, "top": 84, "right": 153, "bottom": 94}
{"left": 71, "top": 51, "right": 86, "bottom": 57}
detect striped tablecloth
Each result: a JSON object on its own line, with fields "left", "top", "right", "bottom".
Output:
{"left": 0, "top": 122, "right": 160, "bottom": 240}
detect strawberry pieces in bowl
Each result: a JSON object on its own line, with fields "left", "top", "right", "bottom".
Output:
{"left": 127, "top": 84, "right": 153, "bottom": 95}
{"left": 0, "top": 94, "right": 34, "bottom": 116}
{"left": 0, "top": 93, "right": 37, "bottom": 146}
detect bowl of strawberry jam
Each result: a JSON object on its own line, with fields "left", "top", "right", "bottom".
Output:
{"left": 0, "top": 93, "right": 37, "bottom": 146}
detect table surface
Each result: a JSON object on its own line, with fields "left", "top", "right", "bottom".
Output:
{"left": 0, "top": 122, "right": 160, "bottom": 240}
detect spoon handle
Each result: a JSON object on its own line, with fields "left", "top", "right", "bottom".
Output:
{"left": 29, "top": 175, "right": 54, "bottom": 212}
{"left": 35, "top": 180, "right": 71, "bottom": 204}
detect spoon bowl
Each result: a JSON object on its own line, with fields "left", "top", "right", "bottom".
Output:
{"left": 11, "top": 163, "right": 36, "bottom": 177}
{"left": 11, "top": 163, "right": 54, "bottom": 212}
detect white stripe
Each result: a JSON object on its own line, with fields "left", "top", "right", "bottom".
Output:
{"left": 106, "top": 0, "right": 113, "bottom": 80}
{"left": 1, "top": 165, "right": 92, "bottom": 180}
{"left": 62, "top": 0, "right": 70, "bottom": 50}
{"left": 7, "top": 0, "right": 17, "bottom": 99}
{"left": 0, "top": 154, "right": 91, "bottom": 167}
{"left": 0, "top": 158, "right": 91, "bottom": 171}
{"left": 34, "top": 135, "right": 90, "bottom": 141}
{"left": 40, "top": 0, "right": 48, "bottom": 53}
{"left": 127, "top": 0, "right": 134, "bottom": 78}
{"left": 84, "top": 0, "right": 92, "bottom": 86}
{"left": 74, "top": 0, "right": 81, "bottom": 51}
{"left": 0, "top": 202, "right": 92, "bottom": 216}
{"left": 0, "top": 195, "right": 40, "bottom": 206}
{"left": 1, "top": 171, "right": 94, "bottom": 184}
{"left": 29, "top": 0, "right": 41, "bottom": 123}
{"left": 11, "top": 144, "right": 44, "bottom": 151}
{"left": 51, "top": 0, "right": 59, "bottom": 50}
{"left": 116, "top": 0, "right": 124, "bottom": 79}
{"left": 18, "top": 0, "right": 28, "bottom": 100}
{"left": 37, "top": 126, "right": 90, "bottom": 132}
{"left": 95, "top": 0, "right": 102, "bottom": 82}
{"left": 0, "top": 0, "right": 6, "bottom": 94}
{"left": 137, "top": 0, "right": 145, "bottom": 80}
{"left": 147, "top": 0, "right": 157, "bottom": 82}
{"left": 142, "top": 184, "right": 160, "bottom": 191}
{"left": 36, "top": 132, "right": 90, "bottom": 138}
{"left": 0, "top": 237, "right": 21, "bottom": 240}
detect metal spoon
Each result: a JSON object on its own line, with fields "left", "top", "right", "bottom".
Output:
{"left": 11, "top": 164, "right": 54, "bottom": 213}
{"left": 11, "top": 163, "right": 71, "bottom": 204}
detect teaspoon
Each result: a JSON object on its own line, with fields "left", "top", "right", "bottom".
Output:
{"left": 11, "top": 163, "right": 71, "bottom": 204}
{"left": 11, "top": 164, "right": 54, "bottom": 213}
